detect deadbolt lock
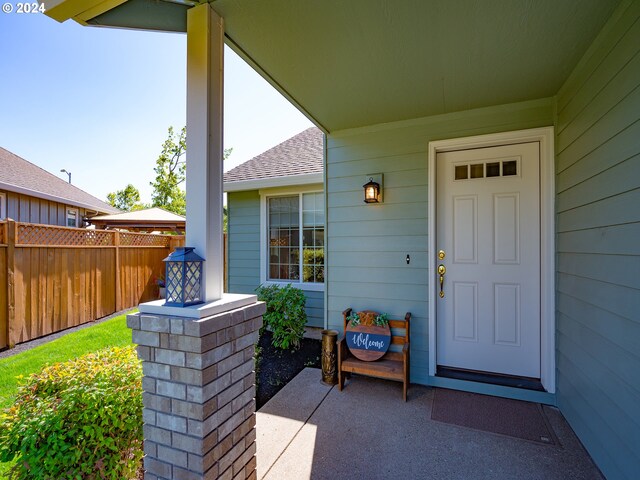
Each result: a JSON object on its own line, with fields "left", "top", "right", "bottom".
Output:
{"left": 438, "top": 250, "right": 446, "bottom": 260}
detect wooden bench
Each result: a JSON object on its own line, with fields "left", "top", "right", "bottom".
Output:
{"left": 338, "top": 308, "right": 411, "bottom": 401}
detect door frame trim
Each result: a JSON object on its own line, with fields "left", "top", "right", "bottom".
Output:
{"left": 427, "top": 127, "right": 555, "bottom": 393}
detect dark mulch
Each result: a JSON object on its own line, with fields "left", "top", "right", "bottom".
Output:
{"left": 255, "top": 331, "right": 321, "bottom": 409}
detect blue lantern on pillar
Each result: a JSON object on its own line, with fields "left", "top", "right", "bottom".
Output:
{"left": 163, "top": 247, "right": 205, "bottom": 307}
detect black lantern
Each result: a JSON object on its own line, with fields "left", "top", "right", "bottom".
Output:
{"left": 163, "top": 247, "right": 205, "bottom": 307}
{"left": 363, "top": 177, "right": 380, "bottom": 203}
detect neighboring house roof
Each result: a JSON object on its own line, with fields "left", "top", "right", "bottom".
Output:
{"left": 0, "top": 147, "right": 120, "bottom": 215}
{"left": 224, "top": 127, "right": 323, "bottom": 192}
{"left": 90, "top": 207, "right": 185, "bottom": 232}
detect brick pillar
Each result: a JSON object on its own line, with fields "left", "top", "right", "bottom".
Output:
{"left": 127, "top": 301, "right": 265, "bottom": 480}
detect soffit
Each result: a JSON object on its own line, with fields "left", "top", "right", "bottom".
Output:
{"left": 51, "top": 0, "right": 621, "bottom": 132}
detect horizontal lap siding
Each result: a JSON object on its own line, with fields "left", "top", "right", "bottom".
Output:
{"left": 555, "top": 2, "right": 640, "bottom": 479}
{"left": 304, "top": 290, "right": 324, "bottom": 328}
{"left": 227, "top": 191, "right": 325, "bottom": 327}
{"left": 227, "top": 192, "right": 261, "bottom": 295}
{"left": 326, "top": 97, "right": 554, "bottom": 385}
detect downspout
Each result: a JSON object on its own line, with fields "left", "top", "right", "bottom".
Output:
{"left": 323, "top": 133, "right": 328, "bottom": 330}
{"left": 83, "top": 209, "right": 100, "bottom": 227}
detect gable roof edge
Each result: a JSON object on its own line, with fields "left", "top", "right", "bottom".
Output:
{"left": 224, "top": 172, "right": 323, "bottom": 192}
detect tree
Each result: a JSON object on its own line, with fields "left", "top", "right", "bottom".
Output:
{"left": 106, "top": 184, "right": 145, "bottom": 212}
{"left": 149, "top": 126, "right": 232, "bottom": 217}
{"left": 150, "top": 126, "right": 187, "bottom": 215}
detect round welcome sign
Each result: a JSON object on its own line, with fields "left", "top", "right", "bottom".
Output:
{"left": 346, "top": 312, "right": 391, "bottom": 361}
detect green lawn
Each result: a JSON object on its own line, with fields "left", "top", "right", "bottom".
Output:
{"left": 0, "top": 311, "right": 136, "bottom": 478}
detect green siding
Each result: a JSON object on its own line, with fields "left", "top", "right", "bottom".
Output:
{"left": 226, "top": 190, "right": 325, "bottom": 328}
{"left": 303, "top": 291, "right": 324, "bottom": 328}
{"left": 227, "top": 191, "right": 261, "bottom": 296}
{"left": 325, "top": 97, "right": 555, "bottom": 386}
{"left": 555, "top": 2, "right": 640, "bottom": 479}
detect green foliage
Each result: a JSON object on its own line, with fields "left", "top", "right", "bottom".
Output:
{"left": 0, "top": 312, "right": 135, "bottom": 411}
{"left": 106, "top": 183, "right": 146, "bottom": 212}
{"left": 346, "top": 311, "right": 360, "bottom": 326}
{"left": 256, "top": 284, "right": 307, "bottom": 350}
{"left": 150, "top": 126, "right": 187, "bottom": 216}
{"left": 346, "top": 311, "right": 389, "bottom": 327}
{"left": 150, "top": 126, "right": 233, "bottom": 216}
{"left": 0, "top": 347, "right": 143, "bottom": 480}
{"left": 0, "top": 312, "right": 135, "bottom": 477}
{"left": 374, "top": 313, "right": 389, "bottom": 327}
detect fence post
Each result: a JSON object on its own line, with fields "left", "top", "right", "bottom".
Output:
{"left": 114, "top": 231, "right": 122, "bottom": 312}
{"left": 168, "top": 235, "right": 183, "bottom": 251}
{"left": 6, "top": 220, "right": 16, "bottom": 348}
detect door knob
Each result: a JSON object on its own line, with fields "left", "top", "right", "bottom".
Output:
{"left": 438, "top": 264, "right": 446, "bottom": 298}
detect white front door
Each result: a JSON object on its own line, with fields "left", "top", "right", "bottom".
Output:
{"left": 436, "top": 142, "right": 541, "bottom": 378}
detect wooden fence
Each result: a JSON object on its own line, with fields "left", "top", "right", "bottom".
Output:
{"left": 0, "top": 220, "right": 190, "bottom": 350}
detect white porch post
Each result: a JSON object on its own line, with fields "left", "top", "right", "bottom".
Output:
{"left": 186, "top": 2, "right": 224, "bottom": 302}
{"left": 131, "top": 5, "right": 263, "bottom": 478}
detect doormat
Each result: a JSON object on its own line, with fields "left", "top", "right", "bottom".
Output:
{"left": 431, "top": 388, "right": 557, "bottom": 445}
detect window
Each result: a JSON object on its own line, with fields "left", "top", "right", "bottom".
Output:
{"left": 266, "top": 191, "right": 324, "bottom": 286}
{"left": 66, "top": 208, "right": 79, "bottom": 228}
{"left": 454, "top": 159, "right": 519, "bottom": 181}
{"left": 0, "top": 193, "right": 6, "bottom": 220}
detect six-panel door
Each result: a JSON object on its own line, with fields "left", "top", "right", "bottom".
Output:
{"left": 436, "top": 142, "right": 541, "bottom": 378}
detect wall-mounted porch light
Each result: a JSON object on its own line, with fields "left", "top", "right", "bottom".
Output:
{"left": 363, "top": 174, "right": 383, "bottom": 203}
{"left": 163, "top": 247, "right": 205, "bottom": 307}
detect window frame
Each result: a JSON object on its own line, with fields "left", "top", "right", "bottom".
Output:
{"left": 259, "top": 186, "right": 325, "bottom": 292}
{"left": 66, "top": 207, "right": 79, "bottom": 228}
{"left": 0, "top": 192, "right": 6, "bottom": 220}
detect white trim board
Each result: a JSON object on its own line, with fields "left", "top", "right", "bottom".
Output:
{"left": 427, "top": 127, "right": 555, "bottom": 394}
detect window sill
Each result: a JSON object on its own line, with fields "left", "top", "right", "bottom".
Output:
{"left": 261, "top": 280, "right": 324, "bottom": 292}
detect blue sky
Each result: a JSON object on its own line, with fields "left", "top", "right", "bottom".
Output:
{"left": 0, "top": 7, "right": 313, "bottom": 204}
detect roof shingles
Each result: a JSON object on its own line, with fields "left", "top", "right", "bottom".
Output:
{"left": 0, "top": 147, "right": 119, "bottom": 214}
{"left": 224, "top": 127, "right": 323, "bottom": 183}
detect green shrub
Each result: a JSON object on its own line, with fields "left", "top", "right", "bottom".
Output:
{"left": 256, "top": 283, "right": 307, "bottom": 350}
{"left": 0, "top": 346, "right": 143, "bottom": 480}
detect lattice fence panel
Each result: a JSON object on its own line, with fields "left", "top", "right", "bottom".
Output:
{"left": 0, "top": 222, "right": 5, "bottom": 244}
{"left": 17, "top": 224, "right": 114, "bottom": 246}
{"left": 120, "top": 232, "right": 170, "bottom": 247}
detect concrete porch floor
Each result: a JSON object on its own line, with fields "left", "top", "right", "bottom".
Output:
{"left": 256, "top": 368, "right": 603, "bottom": 480}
